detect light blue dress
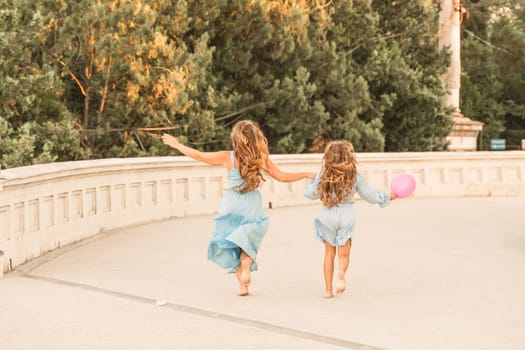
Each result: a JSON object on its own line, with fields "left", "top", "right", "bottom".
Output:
{"left": 304, "top": 170, "right": 390, "bottom": 246}
{"left": 207, "top": 151, "right": 270, "bottom": 273}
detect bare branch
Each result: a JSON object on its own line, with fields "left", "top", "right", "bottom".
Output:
{"left": 98, "top": 56, "right": 113, "bottom": 125}
{"left": 214, "top": 102, "right": 267, "bottom": 122}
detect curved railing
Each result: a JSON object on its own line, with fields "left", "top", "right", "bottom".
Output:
{"left": 1, "top": 151, "right": 524, "bottom": 275}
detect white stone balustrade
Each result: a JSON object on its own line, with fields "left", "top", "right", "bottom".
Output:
{"left": 1, "top": 151, "right": 524, "bottom": 274}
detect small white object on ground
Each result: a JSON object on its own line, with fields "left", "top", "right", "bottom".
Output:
{"left": 156, "top": 299, "right": 167, "bottom": 306}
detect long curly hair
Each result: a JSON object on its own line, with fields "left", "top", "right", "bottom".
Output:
{"left": 319, "top": 140, "right": 357, "bottom": 208}
{"left": 231, "top": 120, "right": 269, "bottom": 193}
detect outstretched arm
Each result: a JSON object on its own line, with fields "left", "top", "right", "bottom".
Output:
{"left": 265, "top": 158, "right": 316, "bottom": 183}
{"left": 355, "top": 172, "right": 395, "bottom": 207}
{"left": 162, "top": 134, "right": 230, "bottom": 168}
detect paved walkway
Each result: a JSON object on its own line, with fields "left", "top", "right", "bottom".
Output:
{"left": 1, "top": 197, "right": 524, "bottom": 350}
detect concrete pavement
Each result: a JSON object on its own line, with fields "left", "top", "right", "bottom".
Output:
{"left": 1, "top": 197, "right": 524, "bottom": 350}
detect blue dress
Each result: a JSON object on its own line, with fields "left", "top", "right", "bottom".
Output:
{"left": 207, "top": 151, "right": 270, "bottom": 273}
{"left": 304, "top": 170, "right": 390, "bottom": 246}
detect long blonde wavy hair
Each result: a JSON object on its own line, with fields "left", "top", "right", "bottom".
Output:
{"left": 231, "top": 120, "right": 269, "bottom": 193}
{"left": 319, "top": 140, "right": 357, "bottom": 208}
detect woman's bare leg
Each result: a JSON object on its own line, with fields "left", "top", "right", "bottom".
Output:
{"left": 323, "top": 242, "right": 337, "bottom": 298}
{"left": 336, "top": 239, "right": 352, "bottom": 294}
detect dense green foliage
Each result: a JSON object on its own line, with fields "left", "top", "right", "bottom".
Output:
{"left": 0, "top": 0, "right": 87, "bottom": 166}
{"left": 461, "top": 0, "right": 525, "bottom": 149}
{"left": 2, "top": 0, "right": 521, "bottom": 168}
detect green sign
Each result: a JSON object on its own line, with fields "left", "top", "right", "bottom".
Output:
{"left": 490, "top": 139, "right": 506, "bottom": 151}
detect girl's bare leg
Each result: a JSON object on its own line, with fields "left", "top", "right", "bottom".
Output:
{"left": 336, "top": 239, "right": 352, "bottom": 294}
{"left": 323, "top": 242, "right": 337, "bottom": 298}
{"left": 236, "top": 267, "right": 249, "bottom": 296}
{"left": 239, "top": 251, "right": 253, "bottom": 295}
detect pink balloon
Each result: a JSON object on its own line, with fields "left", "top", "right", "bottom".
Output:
{"left": 391, "top": 173, "right": 416, "bottom": 199}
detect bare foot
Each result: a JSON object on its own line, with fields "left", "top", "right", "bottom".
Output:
{"left": 324, "top": 290, "right": 334, "bottom": 298}
{"left": 336, "top": 279, "right": 346, "bottom": 294}
{"left": 236, "top": 267, "right": 250, "bottom": 296}
{"left": 336, "top": 275, "right": 346, "bottom": 294}
{"left": 239, "top": 283, "right": 249, "bottom": 296}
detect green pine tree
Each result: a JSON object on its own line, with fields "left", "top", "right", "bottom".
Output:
{"left": 369, "top": 0, "right": 452, "bottom": 151}
{"left": 0, "top": 0, "right": 84, "bottom": 168}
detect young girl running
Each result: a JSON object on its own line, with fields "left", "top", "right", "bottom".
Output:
{"left": 304, "top": 140, "right": 395, "bottom": 298}
{"left": 162, "top": 120, "right": 314, "bottom": 296}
